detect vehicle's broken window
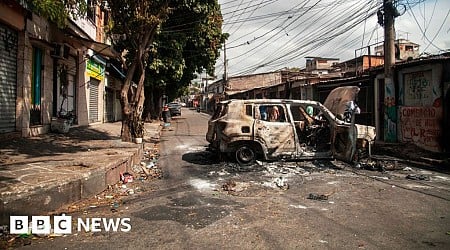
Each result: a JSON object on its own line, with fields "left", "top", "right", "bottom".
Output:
{"left": 257, "top": 104, "right": 285, "bottom": 122}
{"left": 268, "top": 105, "right": 282, "bottom": 122}
{"left": 290, "top": 104, "right": 331, "bottom": 152}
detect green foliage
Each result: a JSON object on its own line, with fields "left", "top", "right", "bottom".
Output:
{"left": 104, "top": 0, "right": 226, "bottom": 122}
{"left": 29, "top": 0, "right": 86, "bottom": 28}
{"left": 107, "top": 0, "right": 169, "bottom": 55}
{"left": 147, "top": 0, "right": 227, "bottom": 99}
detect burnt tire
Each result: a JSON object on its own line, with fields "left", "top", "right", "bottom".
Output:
{"left": 235, "top": 145, "right": 256, "bottom": 166}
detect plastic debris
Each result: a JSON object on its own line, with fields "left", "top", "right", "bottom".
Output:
{"left": 120, "top": 172, "right": 134, "bottom": 184}
{"left": 146, "top": 162, "right": 155, "bottom": 169}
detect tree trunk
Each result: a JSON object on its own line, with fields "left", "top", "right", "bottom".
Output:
{"left": 120, "top": 60, "right": 137, "bottom": 142}
{"left": 120, "top": 23, "right": 159, "bottom": 142}
{"left": 143, "top": 85, "right": 155, "bottom": 121}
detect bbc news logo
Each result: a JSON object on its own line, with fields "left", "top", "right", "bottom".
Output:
{"left": 10, "top": 215, "right": 131, "bottom": 235}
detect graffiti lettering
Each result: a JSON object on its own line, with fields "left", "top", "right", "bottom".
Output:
{"left": 401, "top": 107, "right": 436, "bottom": 118}
{"left": 400, "top": 107, "right": 442, "bottom": 152}
{"left": 408, "top": 78, "right": 430, "bottom": 100}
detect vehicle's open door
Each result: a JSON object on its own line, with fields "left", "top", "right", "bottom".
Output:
{"left": 332, "top": 123, "right": 357, "bottom": 162}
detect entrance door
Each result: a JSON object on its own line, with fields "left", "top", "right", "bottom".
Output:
{"left": 30, "top": 47, "right": 43, "bottom": 126}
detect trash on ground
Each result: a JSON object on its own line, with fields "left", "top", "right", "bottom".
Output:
{"left": 307, "top": 193, "right": 329, "bottom": 201}
{"left": 406, "top": 174, "right": 430, "bottom": 181}
{"left": 0, "top": 225, "right": 8, "bottom": 236}
{"left": 222, "top": 180, "right": 236, "bottom": 191}
{"left": 275, "top": 177, "right": 289, "bottom": 190}
{"left": 120, "top": 172, "right": 134, "bottom": 184}
{"left": 356, "top": 159, "right": 401, "bottom": 172}
{"left": 372, "top": 176, "right": 389, "bottom": 180}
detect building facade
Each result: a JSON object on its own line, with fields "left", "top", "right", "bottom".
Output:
{"left": 0, "top": 0, "right": 121, "bottom": 139}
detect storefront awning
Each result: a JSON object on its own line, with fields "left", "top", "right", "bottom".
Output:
{"left": 65, "top": 34, "right": 119, "bottom": 59}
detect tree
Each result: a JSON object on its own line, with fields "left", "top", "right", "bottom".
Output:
{"left": 107, "top": 0, "right": 226, "bottom": 141}
{"left": 106, "top": 0, "right": 171, "bottom": 141}
{"left": 26, "top": 0, "right": 225, "bottom": 141}
{"left": 28, "top": 0, "right": 86, "bottom": 28}
{"left": 143, "top": 0, "right": 227, "bottom": 119}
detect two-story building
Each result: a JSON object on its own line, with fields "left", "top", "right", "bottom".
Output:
{"left": 0, "top": 0, "right": 122, "bottom": 139}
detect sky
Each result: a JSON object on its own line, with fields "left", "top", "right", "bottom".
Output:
{"left": 215, "top": 0, "right": 450, "bottom": 78}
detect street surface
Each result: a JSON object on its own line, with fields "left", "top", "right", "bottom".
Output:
{"left": 18, "top": 108, "right": 450, "bottom": 249}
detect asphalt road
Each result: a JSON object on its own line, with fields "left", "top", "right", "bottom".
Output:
{"left": 18, "top": 108, "right": 450, "bottom": 249}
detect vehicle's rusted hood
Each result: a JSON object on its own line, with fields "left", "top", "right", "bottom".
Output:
{"left": 323, "top": 86, "right": 360, "bottom": 116}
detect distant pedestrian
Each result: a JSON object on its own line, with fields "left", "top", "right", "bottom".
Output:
{"left": 162, "top": 105, "right": 171, "bottom": 123}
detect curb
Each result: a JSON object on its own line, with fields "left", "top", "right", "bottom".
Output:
{"left": 0, "top": 145, "right": 143, "bottom": 224}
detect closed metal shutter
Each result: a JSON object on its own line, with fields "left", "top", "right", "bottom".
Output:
{"left": 0, "top": 24, "right": 18, "bottom": 133}
{"left": 89, "top": 79, "right": 99, "bottom": 122}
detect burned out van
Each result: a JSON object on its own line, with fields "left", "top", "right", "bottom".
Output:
{"left": 206, "top": 88, "right": 375, "bottom": 165}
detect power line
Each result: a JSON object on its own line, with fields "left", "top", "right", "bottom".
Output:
{"left": 405, "top": 0, "right": 444, "bottom": 51}
{"left": 231, "top": 1, "right": 380, "bottom": 75}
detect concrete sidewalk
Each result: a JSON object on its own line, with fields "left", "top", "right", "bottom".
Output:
{"left": 0, "top": 121, "right": 162, "bottom": 223}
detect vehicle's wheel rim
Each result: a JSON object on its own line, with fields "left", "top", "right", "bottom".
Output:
{"left": 237, "top": 146, "right": 254, "bottom": 163}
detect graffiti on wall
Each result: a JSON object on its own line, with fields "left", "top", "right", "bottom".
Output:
{"left": 400, "top": 107, "right": 442, "bottom": 152}
{"left": 399, "top": 69, "right": 443, "bottom": 152}
{"left": 405, "top": 71, "right": 432, "bottom": 103}
{"left": 384, "top": 81, "right": 397, "bottom": 142}
{"left": 404, "top": 70, "right": 441, "bottom": 107}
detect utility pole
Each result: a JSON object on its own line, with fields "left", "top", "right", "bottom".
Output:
{"left": 223, "top": 43, "right": 228, "bottom": 82}
{"left": 223, "top": 43, "right": 228, "bottom": 99}
{"left": 382, "top": 0, "right": 398, "bottom": 142}
{"left": 384, "top": 0, "right": 395, "bottom": 80}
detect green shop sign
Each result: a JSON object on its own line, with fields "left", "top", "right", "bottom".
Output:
{"left": 86, "top": 59, "right": 105, "bottom": 80}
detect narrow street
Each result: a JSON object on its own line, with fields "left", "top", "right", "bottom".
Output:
{"left": 21, "top": 108, "right": 450, "bottom": 249}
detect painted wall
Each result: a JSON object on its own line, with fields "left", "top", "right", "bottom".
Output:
{"left": 384, "top": 78, "right": 397, "bottom": 142}
{"left": 399, "top": 107, "right": 442, "bottom": 152}
{"left": 398, "top": 63, "right": 444, "bottom": 152}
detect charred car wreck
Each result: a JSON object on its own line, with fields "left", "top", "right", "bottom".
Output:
{"left": 206, "top": 87, "right": 376, "bottom": 165}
